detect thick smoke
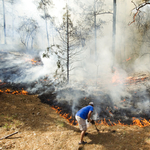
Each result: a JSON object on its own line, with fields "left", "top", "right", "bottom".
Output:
{"left": 1, "top": 0, "right": 150, "bottom": 122}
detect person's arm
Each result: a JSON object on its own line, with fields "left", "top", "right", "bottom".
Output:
{"left": 87, "top": 111, "right": 92, "bottom": 122}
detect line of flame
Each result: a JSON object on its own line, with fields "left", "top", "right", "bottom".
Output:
{"left": 51, "top": 105, "right": 78, "bottom": 126}
{"left": 50, "top": 105, "right": 150, "bottom": 128}
{"left": 0, "top": 89, "right": 28, "bottom": 95}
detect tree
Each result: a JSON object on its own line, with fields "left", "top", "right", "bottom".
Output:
{"left": 128, "top": 0, "right": 150, "bottom": 63}
{"left": 37, "top": 0, "right": 54, "bottom": 49}
{"left": 2, "top": 0, "right": 6, "bottom": 44}
{"left": 43, "top": 4, "right": 83, "bottom": 84}
{"left": 112, "top": 0, "right": 116, "bottom": 67}
{"left": 18, "top": 18, "right": 39, "bottom": 50}
{"left": 7, "top": 0, "right": 19, "bottom": 42}
{"left": 74, "top": 0, "right": 112, "bottom": 57}
{"left": 128, "top": 1, "right": 150, "bottom": 25}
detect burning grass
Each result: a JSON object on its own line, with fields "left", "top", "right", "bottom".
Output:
{"left": 1, "top": 87, "right": 150, "bottom": 128}
{"left": 1, "top": 91, "right": 150, "bottom": 149}
{"left": 0, "top": 88, "right": 28, "bottom": 95}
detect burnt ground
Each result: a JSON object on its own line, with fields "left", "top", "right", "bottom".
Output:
{"left": 1, "top": 88, "right": 150, "bottom": 150}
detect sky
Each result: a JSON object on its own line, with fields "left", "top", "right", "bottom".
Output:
{"left": 16, "top": 0, "right": 66, "bottom": 20}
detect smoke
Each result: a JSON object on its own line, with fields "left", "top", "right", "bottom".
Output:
{"left": 1, "top": 0, "right": 150, "bottom": 122}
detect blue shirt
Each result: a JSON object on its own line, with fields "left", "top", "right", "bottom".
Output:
{"left": 76, "top": 105, "right": 93, "bottom": 120}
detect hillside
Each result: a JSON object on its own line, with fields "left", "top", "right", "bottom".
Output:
{"left": 0, "top": 89, "right": 150, "bottom": 150}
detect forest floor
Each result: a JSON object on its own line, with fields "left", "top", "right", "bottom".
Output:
{"left": 1, "top": 88, "right": 150, "bottom": 150}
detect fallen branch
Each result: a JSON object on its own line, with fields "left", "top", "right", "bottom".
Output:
{"left": 0, "top": 131, "right": 18, "bottom": 140}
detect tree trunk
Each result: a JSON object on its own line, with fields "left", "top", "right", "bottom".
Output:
{"left": 43, "top": 5, "right": 50, "bottom": 48}
{"left": 66, "top": 5, "right": 69, "bottom": 84}
{"left": 112, "top": 0, "right": 116, "bottom": 66}
{"left": 2, "top": 0, "right": 6, "bottom": 44}
{"left": 11, "top": 0, "right": 14, "bottom": 42}
{"left": 94, "top": 0, "right": 97, "bottom": 59}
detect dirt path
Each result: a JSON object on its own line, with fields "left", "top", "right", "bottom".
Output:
{"left": 0, "top": 90, "right": 150, "bottom": 150}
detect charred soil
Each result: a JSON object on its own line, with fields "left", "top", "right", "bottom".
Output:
{"left": 0, "top": 89, "right": 150, "bottom": 150}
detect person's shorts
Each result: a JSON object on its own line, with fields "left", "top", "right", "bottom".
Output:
{"left": 75, "top": 115, "right": 87, "bottom": 131}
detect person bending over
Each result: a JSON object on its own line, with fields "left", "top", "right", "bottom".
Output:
{"left": 75, "top": 102, "right": 94, "bottom": 145}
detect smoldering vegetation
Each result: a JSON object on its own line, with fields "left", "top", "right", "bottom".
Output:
{"left": 1, "top": 0, "right": 150, "bottom": 125}
{"left": 1, "top": 49, "right": 150, "bottom": 125}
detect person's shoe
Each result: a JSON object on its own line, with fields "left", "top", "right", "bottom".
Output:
{"left": 78, "top": 141, "right": 87, "bottom": 145}
{"left": 85, "top": 132, "right": 88, "bottom": 136}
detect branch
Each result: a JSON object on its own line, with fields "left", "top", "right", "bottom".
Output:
{"left": 96, "top": 11, "right": 113, "bottom": 15}
{"left": 128, "top": 1, "right": 150, "bottom": 26}
{"left": 0, "top": 131, "right": 18, "bottom": 140}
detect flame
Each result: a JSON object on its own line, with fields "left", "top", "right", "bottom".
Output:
{"left": 112, "top": 70, "right": 123, "bottom": 84}
{"left": 112, "top": 69, "right": 148, "bottom": 85}
{"left": 114, "top": 106, "right": 118, "bottom": 109}
{"left": 50, "top": 104, "right": 150, "bottom": 128}
{"left": 132, "top": 117, "right": 150, "bottom": 127}
{"left": 120, "top": 99, "right": 126, "bottom": 103}
{"left": 126, "top": 57, "right": 131, "bottom": 61}
{"left": 51, "top": 105, "right": 78, "bottom": 125}
{"left": 95, "top": 118, "right": 150, "bottom": 127}
{"left": 0, "top": 90, "right": 3, "bottom": 93}
{"left": 25, "top": 57, "right": 39, "bottom": 65}
{"left": 31, "top": 59, "right": 37, "bottom": 64}
{"left": 2, "top": 89, "right": 28, "bottom": 95}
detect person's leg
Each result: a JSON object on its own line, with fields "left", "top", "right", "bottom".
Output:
{"left": 80, "top": 130, "right": 86, "bottom": 143}
{"left": 75, "top": 116, "right": 87, "bottom": 144}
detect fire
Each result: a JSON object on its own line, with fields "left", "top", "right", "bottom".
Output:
{"left": 114, "top": 106, "right": 118, "bottom": 109}
{"left": 24, "top": 57, "right": 40, "bottom": 65}
{"left": 125, "top": 76, "right": 148, "bottom": 85}
{"left": 0, "top": 90, "right": 3, "bottom": 93}
{"left": 112, "top": 70, "right": 123, "bottom": 84}
{"left": 120, "top": 99, "right": 126, "bottom": 103}
{"left": 0, "top": 80, "right": 5, "bottom": 86}
{"left": 126, "top": 57, "right": 131, "bottom": 61}
{"left": 31, "top": 59, "right": 37, "bottom": 64}
{"left": 1, "top": 89, "right": 28, "bottom": 95}
{"left": 132, "top": 117, "right": 150, "bottom": 127}
{"left": 50, "top": 104, "right": 150, "bottom": 128}
{"left": 51, "top": 105, "right": 78, "bottom": 125}
{"left": 95, "top": 118, "right": 150, "bottom": 127}
{"left": 112, "top": 69, "right": 148, "bottom": 85}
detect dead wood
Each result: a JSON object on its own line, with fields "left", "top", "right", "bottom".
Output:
{"left": 0, "top": 131, "right": 18, "bottom": 140}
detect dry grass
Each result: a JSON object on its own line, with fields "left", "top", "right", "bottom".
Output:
{"left": 0, "top": 90, "right": 150, "bottom": 150}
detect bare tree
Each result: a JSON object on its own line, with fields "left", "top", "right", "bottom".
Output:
{"left": 129, "top": 0, "right": 150, "bottom": 26}
{"left": 18, "top": 18, "right": 39, "bottom": 50}
{"left": 129, "top": 0, "right": 150, "bottom": 62}
{"left": 8, "top": 0, "right": 19, "bottom": 42}
{"left": 37, "top": 0, "right": 53, "bottom": 49}
{"left": 43, "top": 4, "right": 83, "bottom": 84}
{"left": 2, "top": 0, "right": 6, "bottom": 44}
{"left": 74, "top": 0, "right": 112, "bottom": 57}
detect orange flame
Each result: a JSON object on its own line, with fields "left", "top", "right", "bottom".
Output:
{"left": 31, "top": 59, "right": 37, "bottom": 64}
{"left": 126, "top": 57, "right": 131, "bottom": 61}
{"left": 51, "top": 105, "right": 78, "bottom": 125}
{"left": 50, "top": 104, "right": 150, "bottom": 128}
{"left": 2, "top": 89, "right": 28, "bottom": 95}
{"left": 112, "top": 70, "right": 123, "bottom": 84}
{"left": 132, "top": 117, "right": 150, "bottom": 127}
{"left": 95, "top": 118, "right": 150, "bottom": 127}
{"left": 112, "top": 69, "right": 148, "bottom": 85}
{"left": 120, "top": 99, "right": 126, "bottom": 103}
{"left": 0, "top": 90, "right": 3, "bottom": 93}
